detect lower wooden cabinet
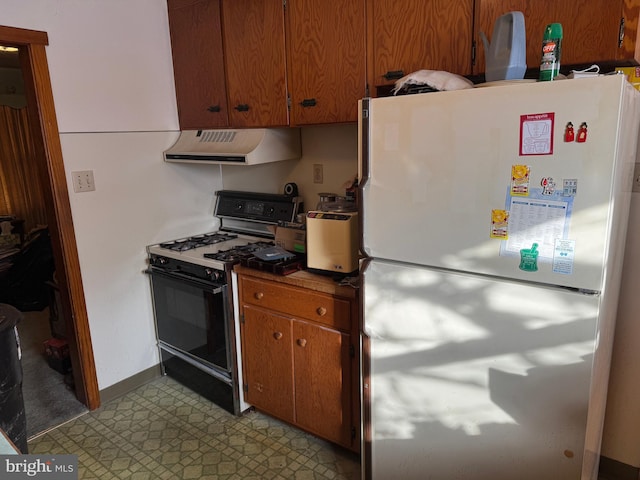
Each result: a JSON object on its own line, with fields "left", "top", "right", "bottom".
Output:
{"left": 237, "top": 269, "right": 359, "bottom": 452}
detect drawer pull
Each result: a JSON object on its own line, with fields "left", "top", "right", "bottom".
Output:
{"left": 254, "top": 292, "right": 264, "bottom": 300}
{"left": 273, "top": 332, "right": 283, "bottom": 340}
{"left": 316, "top": 306, "right": 327, "bottom": 317}
{"left": 383, "top": 70, "right": 404, "bottom": 80}
{"left": 297, "top": 338, "right": 307, "bottom": 347}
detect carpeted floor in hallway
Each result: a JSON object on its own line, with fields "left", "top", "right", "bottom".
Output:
{"left": 18, "top": 307, "right": 88, "bottom": 439}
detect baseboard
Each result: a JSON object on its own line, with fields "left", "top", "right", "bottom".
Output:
{"left": 99, "top": 365, "right": 162, "bottom": 404}
{"left": 599, "top": 456, "right": 640, "bottom": 480}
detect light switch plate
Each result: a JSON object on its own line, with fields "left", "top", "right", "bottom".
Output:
{"left": 72, "top": 170, "right": 96, "bottom": 193}
{"left": 313, "top": 164, "right": 323, "bottom": 184}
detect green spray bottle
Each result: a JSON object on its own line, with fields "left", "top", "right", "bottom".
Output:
{"left": 539, "top": 23, "right": 563, "bottom": 81}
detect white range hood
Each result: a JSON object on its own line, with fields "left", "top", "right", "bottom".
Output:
{"left": 164, "top": 128, "right": 301, "bottom": 165}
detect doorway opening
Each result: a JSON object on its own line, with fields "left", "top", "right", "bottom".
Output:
{"left": 0, "top": 26, "right": 100, "bottom": 425}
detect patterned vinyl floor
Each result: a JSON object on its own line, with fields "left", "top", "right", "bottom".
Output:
{"left": 28, "top": 376, "right": 360, "bottom": 480}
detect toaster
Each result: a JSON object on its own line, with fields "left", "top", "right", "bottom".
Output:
{"left": 305, "top": 211, "right": 359, "bottom": 275}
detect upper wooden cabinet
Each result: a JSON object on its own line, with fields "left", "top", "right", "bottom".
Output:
{"left": 367, "top": 0, "right": 475, "bottom": 91}
{"left": 167, "top": 0, "right": 229, "bottom": 129}
{"left": 221, "top": 0, "right": 289, "bottom": 127}
{"left": 167, "top": 0, "right": 640, "bottom": 126}
{"left": 287, "top": 0, "right": 367, "bottom": 125}
{"left": 222, "top": 0, "right": 366, "bottom": 127}
{"left": 473, "top": 1, "right": 640, "bottom": 76}
{"left": 169, "top": 0, "right": 366, "bottom": 128}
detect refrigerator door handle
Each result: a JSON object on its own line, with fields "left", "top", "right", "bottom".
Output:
{"left": 358, "top": 98, "right": 371, "bottom": 261}
{"left": 358, "top": 98, "right": 371, "bottom": 188}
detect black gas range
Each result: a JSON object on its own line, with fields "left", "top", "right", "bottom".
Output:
{"left": 148, "top": 190, "right": 302, "bottom": 268}
{"left": 148, "top": 233, "right": 277, "bottom": 282}
{"left": 145, "top": 190, "right": 303, "bottom": 415}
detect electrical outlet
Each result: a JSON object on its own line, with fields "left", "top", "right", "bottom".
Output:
{"left": 313, "top": 164, "right": 323, "bottom": 184}
{"left": 634, "top": 163, "right": 640, "bottom": 193}
{"left": 72, "top": 170, "right": 96, "bottom": 193}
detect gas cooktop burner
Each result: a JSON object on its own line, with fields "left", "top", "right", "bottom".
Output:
{"left": 204, "top": 241, "right": 275, "bottom": 263}
{"left": 160, "top": 232, "right": 239, "bottom": 251}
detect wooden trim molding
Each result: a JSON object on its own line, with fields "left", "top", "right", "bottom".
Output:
{"left": 99, "top": 365, "right": 161, "bottom": 405}
{"left": 0, "top": 25, "right": 100, "bottom": 410}
{"left": 0, "top": 25, "right": 48, "bottom": 46}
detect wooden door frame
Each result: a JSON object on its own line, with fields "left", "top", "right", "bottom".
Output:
{"left": 0, "top": 25, "right": 100, "bottom": 410}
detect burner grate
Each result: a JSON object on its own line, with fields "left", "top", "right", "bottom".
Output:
{"left": 160, "top": 232, "right": 238, "bottom": 251}
{"left": 204, "top": 241, "right": 274, "bottom": 263}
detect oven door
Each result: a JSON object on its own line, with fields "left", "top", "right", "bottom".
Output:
{"left": 147, "top": 268, "right": 231, "bottom": 380}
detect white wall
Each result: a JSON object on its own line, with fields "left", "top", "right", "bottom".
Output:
{"left": 287, "top": 124, "right": 359, "bottom": 210}
{"left": 4, "top": 0, "right": 178, "bottom": 133}
{"left": 60, "top": 132, "right": 223, "bottom": 388}
{"left": 2, "top": 0, "right": 223, "bottom": 389}
{"left": 221, "top": 124, "right": 359, "bottom": 210}
{"left": 601, "top": 189, "right": 640, "bottom": 467}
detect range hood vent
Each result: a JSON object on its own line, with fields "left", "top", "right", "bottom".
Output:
{"left": 164, "top": 128, "right": 301, "bottom": 165}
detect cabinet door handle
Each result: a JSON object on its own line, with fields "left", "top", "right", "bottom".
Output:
{"left": 254, "top": 292, "right": 264, "bottom": 300}
{"left": 316, "top": 306, "right": 327, "bottom": 317}
{"left": 619, "top": 17, "right": 625, "bottom": 48}
{"left": 383, "top": 70, "right": 404, "bottom": 80}
{"left": 207, "top": 105, "right": 221, "bottom": 113}
{"left": 273, "top": 332, "right": 283, "bottom": 340}
{"left": 296, "top": 338, "right": 307, "bottom": 347}
{"left": 234, "top": 104, "right": 250, "bottom": 112}
{"left": 300, "top": 98, "right": 317, "bottom": 108}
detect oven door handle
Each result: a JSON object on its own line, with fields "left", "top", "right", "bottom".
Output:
{"left": 145, "top": 268, "right": 224, "bottom": 293}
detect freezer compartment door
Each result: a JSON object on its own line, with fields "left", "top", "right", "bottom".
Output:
{"left": 361, "top": 75, "right": 640, "bottom": 291}
{"left": 363, "top": 259, "right": 606, "bottom": 480}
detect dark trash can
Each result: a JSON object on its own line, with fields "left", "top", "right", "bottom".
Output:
{"left": 0, "top": 303, "right": 28, "bottom": 453}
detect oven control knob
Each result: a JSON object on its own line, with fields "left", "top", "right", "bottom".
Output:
{"left": 205, "top": 269, "right": 223, "bottom": 282}
{"left": 153, "top": 255, "right": 169, "bottom": 265}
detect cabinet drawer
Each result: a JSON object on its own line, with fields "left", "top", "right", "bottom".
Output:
{"left": 241, "top": 277, "right": 351, "bottom": 331}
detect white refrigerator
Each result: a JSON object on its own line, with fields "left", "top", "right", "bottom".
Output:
{"left": 359, "top": 75, "right": 640, "bottom": 480}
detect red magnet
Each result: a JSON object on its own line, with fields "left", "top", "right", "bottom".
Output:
{"left": 577, "top": 122, "right": 588, "bottom": 143}
{"left": 564, "top": 122, "right": 574, "bottom": 142}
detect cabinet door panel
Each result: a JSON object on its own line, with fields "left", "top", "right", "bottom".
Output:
{"left": 293, "top": 320, "right": 352, "bottom": 447}
{"left": 242, "top": 305, "right": 294, "bottom": 422}
{"left": 474, "top": 0, "right": 625, "bottom": 76}
{"left": 620, "top": 1, "right": 640, "bottom": 62}
{"left": 369, "top": 0, "right": 474, "bottom": 90}
{"left": 167, "top": 0, "right": 229, "bottom": 129}
{"left": 221, "top": 0, "right": 288, "bottom": 127}
{"left": 287, "top": 0, "right": 366, "bottom": 125}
